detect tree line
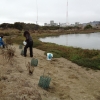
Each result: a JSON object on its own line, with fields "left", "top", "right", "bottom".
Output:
{"left": 0, "top": 22, "right": 39, "bottom": 31}
{"left": 0, "top": 22, "right": 93, "bottom": 31}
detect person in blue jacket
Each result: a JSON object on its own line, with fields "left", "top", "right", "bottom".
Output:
{"left": 0, "top": 36, "right": 5, "bottom": 48}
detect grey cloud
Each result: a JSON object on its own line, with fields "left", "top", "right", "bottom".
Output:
{"left": 0, "top": 0, "right": 100, "bottom": 25}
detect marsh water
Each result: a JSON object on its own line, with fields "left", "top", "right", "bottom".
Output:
{"left": 39, "top": 32, "right": 100, "bottom": 50}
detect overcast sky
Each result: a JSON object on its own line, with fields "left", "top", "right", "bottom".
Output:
{"left": 0, "top": 0, "right": 100, "bottom": 25}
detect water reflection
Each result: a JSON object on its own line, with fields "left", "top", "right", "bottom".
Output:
{"left": 39, "top": 32, "right": 100, "bottom": 50}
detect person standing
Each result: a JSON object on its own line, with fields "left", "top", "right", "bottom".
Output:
{"left": 0, "top": 35, "right": 5, "bottom": 48}
{"left": 23, "top": 31, "right": 33, "bottom": 57}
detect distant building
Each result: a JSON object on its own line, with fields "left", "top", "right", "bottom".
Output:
{"left": 44, "top": 23, "right": 50, "bottom": 26}
{"left": 50, "top": 20, "right": 58, "bottom": 26}
{"left": 44, "top": 20, "right": 100, "bottom": 29}
{"left": 90, "top": 21, "right": 100, "bottom": 26}
{"left": 70, "top": 24, "right": 75, "bottom": 27}
{"left": 59, "top": 23, "right": 66, "bottom": 27}
{"left": 75, "top": 22, "right": 80, "bottom": 26}
{"left": 89, "top": 21, "right": 100, "bottom": 29}
{"left": 44, "top": 23, "right": 48, "bottom": 26}
{"left": 50, "top": 20, "right": 54, "bottom": 26}
{"left": 44, "top": 20, "right": 58, "bottom": 26}
{"left": 82, "top": 21, "right": 100, "bottom": 29}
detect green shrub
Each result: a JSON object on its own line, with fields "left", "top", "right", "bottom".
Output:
{"left": 33, "top": 39, "right": 42, "bottom": 47}
{"left": 70, "top": 54, "right": 81, "bottom": 61}
{"left": 73, "top": 58, "right": 100, "bottom": 70}
{"left": 12, "top": 36, "right": 24, "bottom": 44}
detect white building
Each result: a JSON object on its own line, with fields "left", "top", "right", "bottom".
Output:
{"left": 90, "top": 21, "right": 100, "bottom": 28}
{"left": 75, "top": 22, "right": 80, "bottom": 26}
{"left": 82, "top": 21, "right": 100, "bottom": 29}
{"left": 59, "top": 23, "right": 67, "bottom": 27}
{"left": 44, "top": 20, "right": 58, "bottom": 26}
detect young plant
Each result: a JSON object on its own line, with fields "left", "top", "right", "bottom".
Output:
{"left": 26, "top": 62, "right": 34, "bottom": 75}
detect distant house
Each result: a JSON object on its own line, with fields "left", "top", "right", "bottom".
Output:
{"left": 90, "top": 21, "right": 100, "bottom": 29}
{"left": 44, "top": 20, "right": 58, "bottom": 26}
{"left": 75, "top": 22, "right": 80, "bottom": 26}
{"left": 59, "top": 23, "right": 66, "bottom": 27}
{"left": 82, "top": 21, "right": 100, "bottom": 29}
{"left": 44, "top": 20, "right": 100, "bottom": 29}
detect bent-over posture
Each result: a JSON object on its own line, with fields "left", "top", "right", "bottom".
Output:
{"left": 23, "top": 31, "right": 33, "bottom": 57}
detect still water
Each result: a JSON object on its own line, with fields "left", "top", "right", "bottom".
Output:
{"left": 39, "top": 32, "right": 100, "bottom": 50}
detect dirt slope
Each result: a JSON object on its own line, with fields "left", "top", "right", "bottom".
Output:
{"left": 0, "top": 44, "right": 100, "bottom": 100}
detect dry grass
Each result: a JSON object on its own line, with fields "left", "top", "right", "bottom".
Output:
{"left": 0, "top": 28, "right": 20, "bottom": 35}
{"left": 5, "top": 37, "right": 13, "bottom": 47}
{"left": 1, "top": 46, "right": 16, "bottom": 64}
{"left": 26, "top": 62, "right": 34, "bottom": 75}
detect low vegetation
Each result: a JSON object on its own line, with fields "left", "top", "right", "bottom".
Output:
{"left": 11, "top": 32, "right": 100, "bottom": 70}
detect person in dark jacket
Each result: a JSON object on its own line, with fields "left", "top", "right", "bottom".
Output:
{"left": 23, "top": 31, "right": 33, "bottom": 57}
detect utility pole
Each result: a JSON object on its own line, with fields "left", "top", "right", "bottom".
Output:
{"left": 66, "top": 0, "right": 69, "bottom": 46}
{"left": 66, "top": 0, "right": 68, "bottom": 26}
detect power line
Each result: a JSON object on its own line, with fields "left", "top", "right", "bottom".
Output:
{"left": 66, "top": 0, "right": 69, "bottom": 25}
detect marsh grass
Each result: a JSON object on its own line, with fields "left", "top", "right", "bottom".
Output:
{"left": 0, "top": 28, "right": 20, "bottom": 36}
{"left": 12, "top": 35, "right": 24, "bottom": 44}
{"left": 12, "top": 33, "right": 100, "bottom": 70}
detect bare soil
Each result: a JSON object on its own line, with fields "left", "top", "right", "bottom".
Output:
{"left": 0, "top": 44, "right": 100, "bottom": 100}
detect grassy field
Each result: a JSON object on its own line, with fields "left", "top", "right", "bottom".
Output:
{"left": 11, "top": 32, "right": 100, "bottom": 70}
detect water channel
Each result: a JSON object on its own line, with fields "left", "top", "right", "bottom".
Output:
{"left": 39, "top": 32, "right": 100, "bottom": 50}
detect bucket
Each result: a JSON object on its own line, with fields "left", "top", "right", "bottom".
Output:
{"left": 23, "top": 41, "right": 27, "bottom": 46}
{"left": 47, "top": 53, "right": 53, "bottom": 60}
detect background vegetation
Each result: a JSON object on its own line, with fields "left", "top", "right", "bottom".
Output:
{"left": 0, "top": 22, "right": 100, "bottom": 70}
{"left": 0, "top": 22, "right": 99, "bottom": 32}
{"left": 12, "top": 32, "right": 100, "bottom": 70}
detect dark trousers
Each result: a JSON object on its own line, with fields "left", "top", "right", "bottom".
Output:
{"left": 24, "top": 41, "right": 33, "bottom": 57}
{"left": 3, "top": 44, "right": 5, "bottom": 48}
